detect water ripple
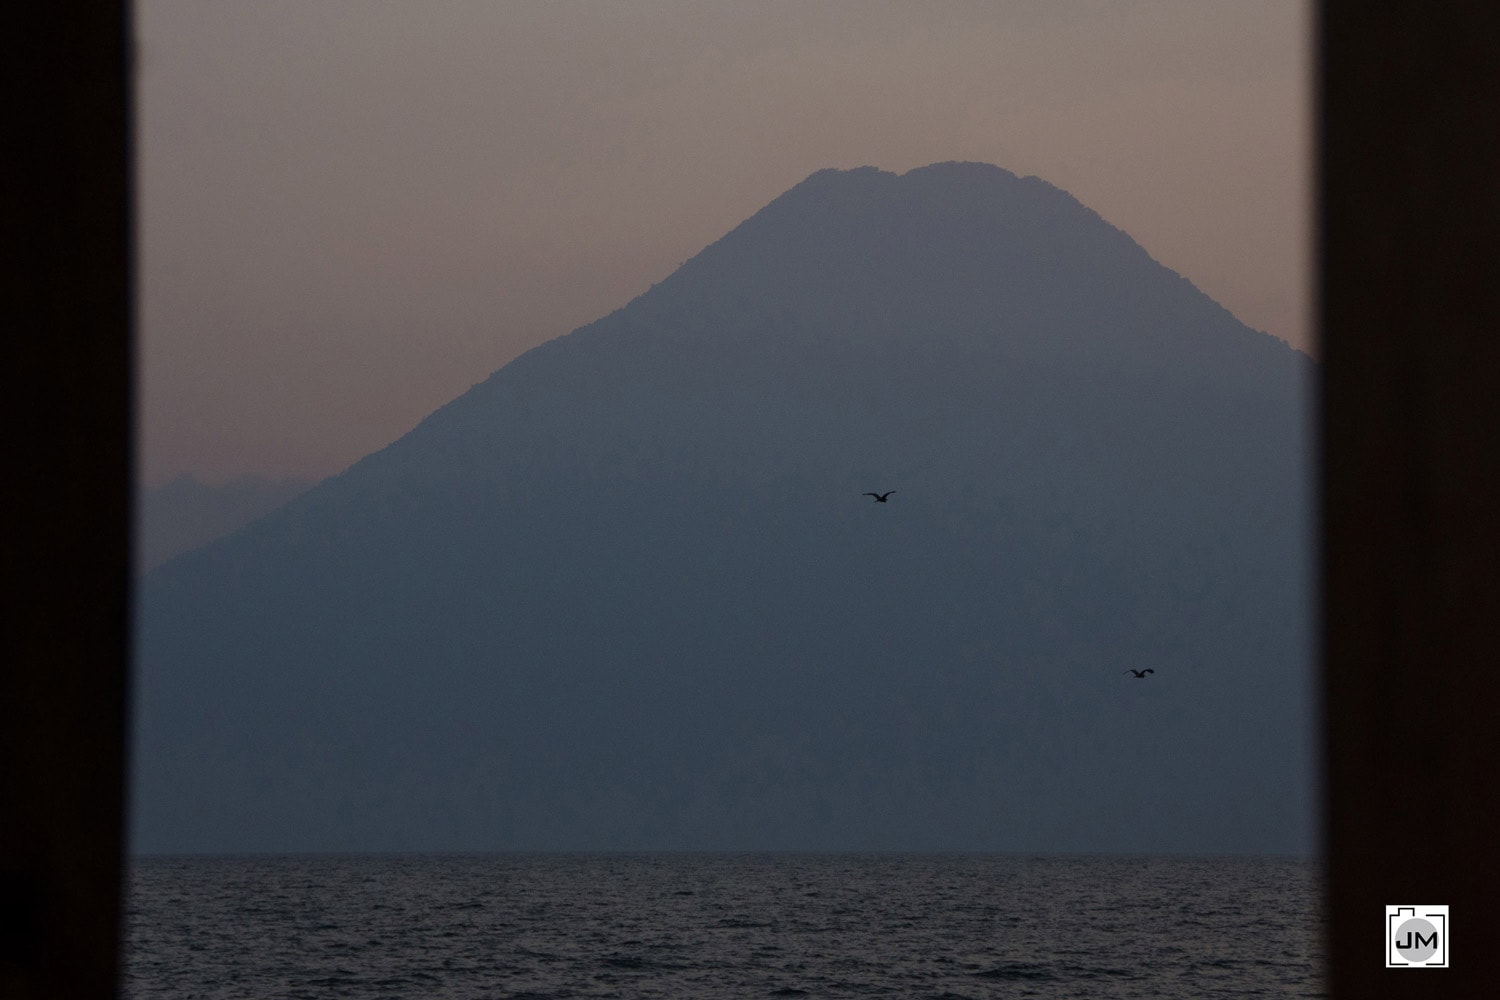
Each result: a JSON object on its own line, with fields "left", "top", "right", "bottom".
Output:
{"left": 124, "top": 854, "right": 1325, "bottom": 999}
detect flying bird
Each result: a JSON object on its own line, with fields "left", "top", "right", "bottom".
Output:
{"left": 1124, "top": 669, "right": 1155, "bottom": 679}
{"left": 863, "top": 491, "right": 896, "bottom": 502}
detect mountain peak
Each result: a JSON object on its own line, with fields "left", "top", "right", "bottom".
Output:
{"left": 595, "top": 161, "right": 1257, "bottom": 375}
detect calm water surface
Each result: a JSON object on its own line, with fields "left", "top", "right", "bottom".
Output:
{"left": 124, "top": 854, "right": 1325, "bottom": 999}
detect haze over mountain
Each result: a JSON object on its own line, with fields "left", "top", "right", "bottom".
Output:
{"left": 132, "top": 162, "right": 1314, "bottom": 855}
{"left": 136, "top": 474, "right": 313, "bottom": 573}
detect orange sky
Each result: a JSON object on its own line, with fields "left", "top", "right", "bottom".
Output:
{"left": 136, "top": 0, "right": 1311, "bottom": 487}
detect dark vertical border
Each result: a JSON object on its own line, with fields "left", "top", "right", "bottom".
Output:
{"left": 1, "top": 4, "right": 133, "bottom": 999}
{"left": 1321, "top": 1, "right": 1500, "bottom": 996}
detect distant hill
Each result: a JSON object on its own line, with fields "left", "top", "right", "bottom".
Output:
{"left": 132, "top": 163, "right": 1315, "bottom": 855}
{"left": 136, "top": 474, "right": 313, "bottom": 573}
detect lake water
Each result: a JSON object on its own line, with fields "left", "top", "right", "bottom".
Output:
{"left": 123, "top": 854, "right": 1325, "bottom": 998}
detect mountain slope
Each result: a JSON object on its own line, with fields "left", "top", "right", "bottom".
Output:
{"left": 136, "top": 474, "right": 312, "bottom": 573}
{"left": 132, "top": 162, "right": 1315, "bottom": 854}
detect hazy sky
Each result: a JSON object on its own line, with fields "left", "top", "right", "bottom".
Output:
{"left": 136, "top": 0, "right": 1311, "bottom": 488}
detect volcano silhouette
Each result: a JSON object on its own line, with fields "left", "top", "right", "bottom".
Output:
{"left": 132, "top": 163, "right": 1314, "bottom": 855}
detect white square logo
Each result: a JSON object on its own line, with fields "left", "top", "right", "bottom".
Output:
{"left": 1386, "top": 905, "right": 1448, "bottom": 968}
